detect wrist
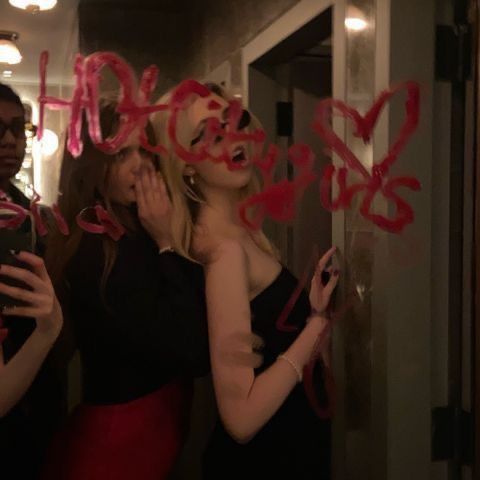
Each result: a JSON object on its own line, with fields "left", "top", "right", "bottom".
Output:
{"left": 156, "top": 236, "right": 173, "bottom": 251}
{"left": 310, "top": 305, "right": 325, "bottom": 317}
{"left": 307, "top": 314, "right": 329, "bottom": 334}
{"left": 277, "top": 353, "right": 303, "bottom": 382}
{"left": 32, "top": 324, "right": 60, "bottom": 348}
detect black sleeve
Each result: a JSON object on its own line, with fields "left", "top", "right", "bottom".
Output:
{"left": 155, "top": 252, "right": 210, "bottom": 377}
{"left": 69, "top": 233, "right": 210, "bottom": 378}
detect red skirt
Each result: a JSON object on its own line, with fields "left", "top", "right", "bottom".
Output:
{"left": 41, "top": 380, "right": 192, "bottom": 480}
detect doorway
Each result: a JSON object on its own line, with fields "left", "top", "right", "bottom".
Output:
{"left": 246, "top": 7, "right": 333, "bottom": 277}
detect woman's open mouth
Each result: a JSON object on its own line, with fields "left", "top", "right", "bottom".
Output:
{"left": 230, "top": 145, "right": 249, "bottom": 168}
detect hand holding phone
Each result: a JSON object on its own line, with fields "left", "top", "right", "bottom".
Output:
{"left": 0, "top": 251, "right": 62, "bottom": 340}
{"left": 0, "top": 212, "right": 34, "bottom": 308}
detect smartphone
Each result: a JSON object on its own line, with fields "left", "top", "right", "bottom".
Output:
{"left": 0, "top": 210, "right": 34, "bottom": 308}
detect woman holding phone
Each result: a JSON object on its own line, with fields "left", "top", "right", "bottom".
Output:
{"left": 0, "top": 252, "right": 63, "bottom": 418}
{"left": 0, "top": 81, "right": 65, "bottom": 479}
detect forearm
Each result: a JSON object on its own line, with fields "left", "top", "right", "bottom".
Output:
{"left": 157, "top": 249, "right": 203, "bottom": 292}
{"left": 156, "top": 253, "right": 209, "bottom": 373}
{"left": 220, "top": 315, "right": 326, "bottom": 442}
{"left": 0, "top": 328, "right": 58, "bottom": 417}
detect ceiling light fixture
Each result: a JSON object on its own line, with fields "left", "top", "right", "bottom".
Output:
{"left": 9, "top": 0, "right": 57, "bottom": 13}
{"left": 0, "top": 32, "right": 22, "bottom": 65}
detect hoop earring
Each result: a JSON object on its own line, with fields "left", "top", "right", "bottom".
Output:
{"left": 184, "top": 175, "right": 204, "bottom": 204}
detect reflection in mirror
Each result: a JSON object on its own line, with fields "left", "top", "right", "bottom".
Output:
{"left": 0, "top": 1, "right": 476, "bottom": 480}
{"left": 343, "top": 1, "right": 376, "bottom": 478}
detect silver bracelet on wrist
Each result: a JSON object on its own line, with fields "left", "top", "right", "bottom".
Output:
{"left": 277, "top": 353, "right": 303, "bottom": 382}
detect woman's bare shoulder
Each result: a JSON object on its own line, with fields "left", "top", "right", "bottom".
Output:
{"left": 193, "top": 229, "right": 246, "bottom": 265}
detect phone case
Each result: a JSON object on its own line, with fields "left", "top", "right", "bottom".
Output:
{"left": 0, "top": 211, "right": 35, "bottom": 308}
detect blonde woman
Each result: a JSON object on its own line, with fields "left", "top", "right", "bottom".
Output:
{"left": 155, "top": 82, "right": 338, "bottom": 479}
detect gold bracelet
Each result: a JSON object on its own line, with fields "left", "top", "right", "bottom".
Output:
{"left": 277, "top": 353, "right": 302, "bottom": 382}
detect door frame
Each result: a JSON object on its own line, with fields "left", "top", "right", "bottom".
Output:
{"left": 474, "top": 0, "right": 480, "bottom": 474}
{"left": 241, "top": 0, "right": 344, "bottom": 106}
{"left": 241, "top": 1, "right": 348, "bottom": 478}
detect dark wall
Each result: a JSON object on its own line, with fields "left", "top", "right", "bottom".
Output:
{"left": 78, "top": 0, "right": 204, "bottom": 93}
{"left": 78, "top": 0, "right": 302, "bottom": 92}
{"left": 191, "top": 0, "right": 301, "bottom": 81}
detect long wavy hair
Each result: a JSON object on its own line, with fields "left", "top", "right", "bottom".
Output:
{"left": 46, "top": 101, "right": 158, "bottom": 296}
{"left": 153, "top": 82, "right": 277, "bottom": 263}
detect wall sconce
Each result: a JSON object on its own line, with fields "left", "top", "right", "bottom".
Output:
{"left": 33, "top": 128, "right": 59, "bottom": 157}
{"left": 0, "top": 32, "right": 22, "bottom": 65}
{"left": 345, "top": 6, "right": 368, "bottom": 32}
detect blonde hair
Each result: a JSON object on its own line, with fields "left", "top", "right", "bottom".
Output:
{"left": 153, "top": 82, "right": 277, "bottom": 263}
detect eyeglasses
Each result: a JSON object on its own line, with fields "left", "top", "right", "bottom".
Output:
{"left": 0, "top": 118, "right": 34, "bottom": 140}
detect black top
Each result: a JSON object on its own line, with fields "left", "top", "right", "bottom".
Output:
{"left": 203, "top": 267, "right": 331, "bottom": 480}
{"left": 66, "top": 229, "right": 209, "bottom": 405}
{"left": 0, "top": 183, "right": 66, "bottom": 480}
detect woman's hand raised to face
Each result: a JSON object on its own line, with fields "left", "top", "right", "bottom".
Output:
{"left": 135, "top": 166, "right": 173, "bottom": 250}
{"left": 0, "top": 251, "right": 63, "bottom": 344}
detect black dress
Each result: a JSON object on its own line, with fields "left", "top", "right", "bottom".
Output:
{"left": 40, "top": 228, "right": 210, "bottom": 480}
{"left": 203, "top": 267, "right": 331, "bottom": 480}
{"left": 65, "top": 229, "right": 210, "bottom": 404}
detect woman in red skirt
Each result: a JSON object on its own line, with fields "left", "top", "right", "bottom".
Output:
{"left": 42, "top": 102, "right": 209, "bottom": 480}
